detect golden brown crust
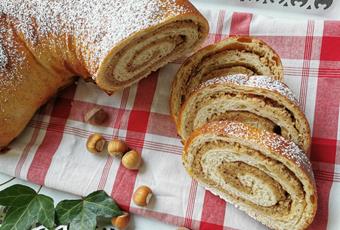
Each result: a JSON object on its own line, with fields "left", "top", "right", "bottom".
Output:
{"left": 0, "top": 0, "right": 209, "bottom": 149}
{"left": 170, "top": 36, "right": 284, "bottom": 124}
{"left": 183, "top": 121, "right": 317, "bottom": 230}
{"left": 95, "top": 4, "right": 209, "bottom": 92}
{"left": 185, "top": 121, "right": 314, "bottom": 182}
{"left": 177, "top": 75, "right": 311, "bottom": 152}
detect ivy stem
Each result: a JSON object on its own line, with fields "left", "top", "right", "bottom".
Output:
{"left": 0, "top": 177, "right": 16, "bottom": 186}
{"left": 37, "top": 185, "right": 42, "bottom": 194}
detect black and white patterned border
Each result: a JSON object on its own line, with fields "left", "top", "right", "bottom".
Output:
{"left": 240, "top": 0, "right": 333, "bottom": 10}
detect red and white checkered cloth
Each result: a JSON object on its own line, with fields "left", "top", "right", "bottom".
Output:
{"left": 1, "top": 8, "right": 340, "bottom": 230}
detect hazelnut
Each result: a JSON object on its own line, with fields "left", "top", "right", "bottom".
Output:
{"left": 111, "top": 212, "right": 130, "bottom": 230}
{"left": 133, "top": 185, "right": 153, "bottom": 207}
{"left": 84, "top": 106, "right": 107, "bottom": 125}
{"left": 108, "top": 139, "right": 129, "bottom": 157}
{"left": 121, "top": 150, "right": 141, "bottom": 170}
{"left": 86, "top": 133, "right": 105, "bottom": 154}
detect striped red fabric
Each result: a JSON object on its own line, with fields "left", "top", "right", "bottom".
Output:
{"left": 111, "top": 72, "right": 159, "bottom": 211}
{"left": 199, "top": 191, "right": 226, "bottom": 230}
{"left": 309, "top": 20, "right": 340, "bottom": 229}
{"left": 0, "top": 9, "right": 339, "bottom": 230}
{"left": 27, "top": 86, "right": 76, "bottom": 185}
{"left": 229, "top": 12, "right": 252, "bottom": 36}
{"left": 97, "top": 88, "right": 131, "bottom": 191}
{"left": 184, "top": 180, "right": 198, "bottom": 228}
{"left": 299, "top": 20, "right": 314, "bottom": 112}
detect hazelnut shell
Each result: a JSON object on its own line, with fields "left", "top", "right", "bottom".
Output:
{"left": 108, "top": 139, "right": 129, "bottom": 157}
{"left": 133, "top": 185, "right": 153, "bottom": 207}
{"left": 122, "top": 150, "right": 141, "bottom": 170}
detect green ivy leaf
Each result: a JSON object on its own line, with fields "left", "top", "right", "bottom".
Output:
{"left": 56, "top": 190, "right": 122, "bottom": 230}
{"left": 0, "top": 185, "right": 55, "bottom": 230}
{"left": 0, "top": 185, "right": 36, "bottom": 207}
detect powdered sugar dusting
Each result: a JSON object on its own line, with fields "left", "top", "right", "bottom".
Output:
{"left": 217, "top": 121, "right": 313, "bottom": 177}
{"left": 200, "top": 74, "right": 298, "bottom": 105}
{"left": 246, "top": 76, "right": 297, "bottom": 104}
{"left": 261, "top": 130, "right": 312, "bottom": 174}
{"left": 0, "top": 0, "right": 188, "bottom": 74}
{"left": 0, "top": 23, "right": 26, "bottom": 91}
{"left": 0, "top": 43, "right": 7, "bottom": 70}
{"left": 222, "top": 121, "right": 252, "bottom": 138}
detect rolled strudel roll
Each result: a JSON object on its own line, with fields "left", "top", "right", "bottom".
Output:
{"left": 170, "top": 36, "right": 283, "bottom": 123}
{"left": 177, "top": 74, "right": 311, "bottom": 152}
{"left": 0, "top": 0, "right": 209, "bottom": 149}
{"left": 183, "top": 121, "right": 317, "bottom": 230}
